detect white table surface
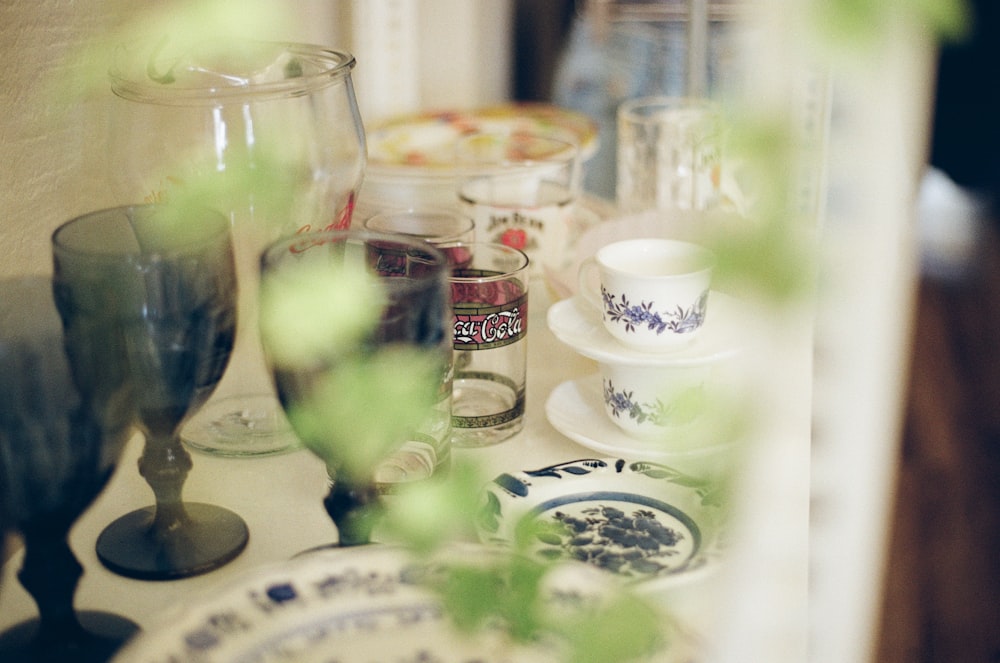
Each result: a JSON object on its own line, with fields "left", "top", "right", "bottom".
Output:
{"left": 0, "top": 275, "right": 810, "bottom": 661}
{"left": 0, "top": 283, "right": 607, "bottom": 629}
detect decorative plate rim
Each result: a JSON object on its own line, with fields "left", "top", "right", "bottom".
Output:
{"left": 113, "top": 542, "right": 688, "bottom": 663}
{"left": 366, "top": 103, "right": 600, "bottom": 176}
{"left": 476, "top": 457, "right": 728, "bottom": 593}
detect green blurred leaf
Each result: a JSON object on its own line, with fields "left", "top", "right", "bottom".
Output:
{"left": 259, "top": 258, "right": 384, "bottom": 369}
{"left": 285, "top": 347, "right": 441, "bottom": 482}
{"left": 914, "top": 0, "right": 972, "bottom": 41}
{"left": 557, "top": 591, "right": 665, "bottom": 663}
{"left": 808, "top": 0, "right": 970, "bottom": 51}
{"left": 381, "top": 458, "right": 489, "bottom": 553}
{"left": 49, "top": 0, "right": 296, "bottom": 107}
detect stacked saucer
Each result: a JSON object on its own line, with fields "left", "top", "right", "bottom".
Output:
{"left": 546, "top": 238, "right": 746, "bottom": 470}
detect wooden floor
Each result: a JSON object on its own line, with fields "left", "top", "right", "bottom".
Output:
{"left": 875, "top": 222, "right": 1000, "bottom": 662}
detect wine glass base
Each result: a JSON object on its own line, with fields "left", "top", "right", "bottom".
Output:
{"left": 96, "top": 502, "right": 249, "bottom": 581}
{"left": 181, "top": 393, "right": 301, "bottom": 457}
{"left": 0, "top": 610, "right": 138, "bottom": 663}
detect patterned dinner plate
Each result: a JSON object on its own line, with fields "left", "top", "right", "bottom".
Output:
{"left": 477, "top": 458, "right": 728, "bottom": 593}
{"left": 112, "top": 543, "right": 700, "bottom": 663}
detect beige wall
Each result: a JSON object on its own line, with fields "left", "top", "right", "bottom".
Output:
{"left": 0, "top": 0, "right": 509, "bottom": 280}
{"left": 0, "top": 1, "right": 344, "bottom": 279}
{"left": 0, "top": 2, "right": 114, "bottom": 278}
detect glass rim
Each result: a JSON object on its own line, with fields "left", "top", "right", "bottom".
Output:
{"left": 437, "top": 241, "right": 530, "bottom": 281}
{"left": 51, "top": 204, "right": 230, "bottom": 261}
{"left": 617, "top": 95, "right": 719, "bottom": 122}
{"left": 109, "top": 41, "right": 356, "bottom": 106}
{"left": 260, "top": 228, "right": 451, "bottom": 279}
{"left": 361, "top": 207, "right": 475, "bottom": 240}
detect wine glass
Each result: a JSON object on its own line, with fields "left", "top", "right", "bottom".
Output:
{"left": 0, "top": 276, "right": 137, "bottom": 662}
{"left": 259, "top": 230, "right": 453, "bottom": 546}
{"left": 52, "top": 204, "right": 248, "bottom": 580}
{"left": 106, "top": 38, "right": 366, "bottom": 457}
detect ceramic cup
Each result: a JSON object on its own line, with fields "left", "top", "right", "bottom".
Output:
{"left": 599, "top": 361, "right": 712, "bottom": 439}
{"left": 456, "top": 132, "right": 580, "bottom": 277}
{"left": 578, "top": 238, "right": 715, "bottom": 352}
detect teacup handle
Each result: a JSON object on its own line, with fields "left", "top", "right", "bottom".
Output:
{"left": 576, "top": 257, "right": 603, "bottom": 312}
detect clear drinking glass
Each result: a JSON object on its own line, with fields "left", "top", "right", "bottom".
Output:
{"left": 106, "top": 39, "right": 366, "bottom": 457}
{"left": 616, "top": 96, "right": 723, "bottom": 214}
{"left": 448, "top": 242, "right": 530, "bottom": 447}
{"left": 362, "top": 207, "right": 475, "bottom": 246}
{"left": 259, "top": 230, "right": 453, "bottom": 546}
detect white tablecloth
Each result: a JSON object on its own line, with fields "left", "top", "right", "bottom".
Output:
{"left": 0, "top": 278, "right": 811, "bottom": 661}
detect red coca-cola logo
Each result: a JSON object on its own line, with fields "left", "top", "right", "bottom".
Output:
{"left": 289, "top": 194, "right": 356, "bottom": 254}
{"left": 453, "top": 299, "right": 527, "bottom": 350}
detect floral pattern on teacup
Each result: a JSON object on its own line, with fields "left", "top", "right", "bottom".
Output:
{"left": 601, "top": 288, "right": 708, "bottom": 336}
{"left": 603, "top": 379, "right": 671, "bottom": 426}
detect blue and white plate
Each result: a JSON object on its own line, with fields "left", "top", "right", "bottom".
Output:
{"left": 113, "top": 543, "right": 700, "bottom": 662}
{"left": 477, "top": 457, "right": 728, "bottom": 593}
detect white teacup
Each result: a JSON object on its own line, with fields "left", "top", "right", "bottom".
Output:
{"left": 599, "top": 361, "right": 710, "bottom": 439}
{"left": 578, "top": 238, "right": 715, "bottom": 352}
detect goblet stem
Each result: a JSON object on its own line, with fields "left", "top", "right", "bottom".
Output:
{"left": 136, "top": 429, "right": 194, "bottom": 537}
{"left": 96, "top": 426, "right": 249, "bottom": 580}
{"left": 4, "top": 520, "right": 138, "bottom": 663}
{"left": 17, "top": 520, "right": 86, "bottom": 642}
{"left": 323, "top": 479, "right": 381, "bottom": 547}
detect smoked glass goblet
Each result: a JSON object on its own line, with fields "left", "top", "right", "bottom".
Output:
{"left": 0, "top": 276, "right": 137, "bottom": 662}
{"left": 107, "top": 39, "right": 366, "bottom": 457}
{"left": 52, "top": 204, "right": 248, "bottom": 580}
{"left": 259, "top": 230, "right": 453, "bottom": 546}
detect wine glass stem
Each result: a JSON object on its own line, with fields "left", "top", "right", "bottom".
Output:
{"left": 137, "top": 431, "right": 194, "bottom": 534}
{"left": 17, "top": 521, "right": 88, "bottom": 640}
{"left": 324, "top": 480, "right": 381, "bottom": 547}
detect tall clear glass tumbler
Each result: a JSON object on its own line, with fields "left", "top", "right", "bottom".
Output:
{"left": 106, "top": 40, "right": 366, "bottom": 457}
{"left": 616, "top": 96, "right": 723, "bottom": 214}
{"left": 449, "top": 243, "right": 530, "bottom": 447}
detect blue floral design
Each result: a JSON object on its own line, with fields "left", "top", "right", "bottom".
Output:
{"left": 535, "top": 505, "right": 686, "bottom": 577}
{"left": 603, "top": 379, "right": 672, "bottom": 426}
{"left": 601, "top": 288, "right": 708, "bottom": 336}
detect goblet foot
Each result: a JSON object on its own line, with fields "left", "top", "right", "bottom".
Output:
{"left": 95, "top": 502, "right": 249, "bottom": 580}
{"left": 0, "top": 610, "right": 138, "bottom": 663}
{"left": 180, "top": 393, "right": 300, "bottom": 457}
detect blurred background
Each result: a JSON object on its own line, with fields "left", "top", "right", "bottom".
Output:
{"left": 1, "top": 1, "right": 997, "bottom": 661}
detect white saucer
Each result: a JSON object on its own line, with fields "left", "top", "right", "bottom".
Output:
{"left": 546, "top": 293, "right": 743, "bottom": 367}
{"left": 545, "top": 374, "right": 738, "bottom": 464}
